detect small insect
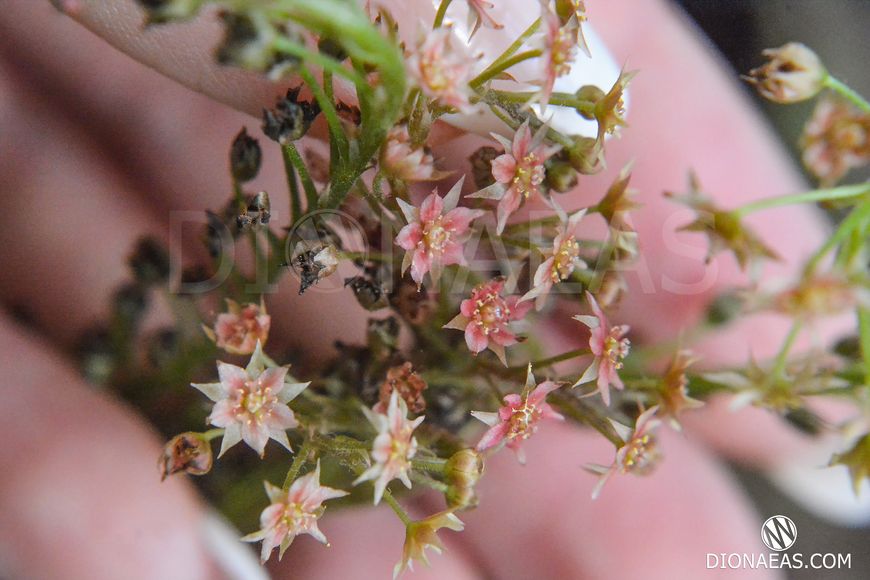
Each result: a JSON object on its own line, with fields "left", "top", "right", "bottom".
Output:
{"left": 236, "top": 191, "right": 271, "bottom": 231}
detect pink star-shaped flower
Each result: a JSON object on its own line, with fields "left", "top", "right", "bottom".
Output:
{"left": 573, "top": 292, "right": 630, "bottom": 406}
{"left": 471, "top": 365, "right": 564, "bottom": 464}
{"left": 521, "top": 201, "right": 587, "bottom": 309}
{"left": 537, "top": 6, "right": 582, "bottom": 106}
{"left": 466, "top": 0, "right": 502, "bottom": 36}
{"left": 406, "top": 27, "right": 476, "bottom": 113}
{"left": 586, "top": 406, "right": 662, "bottom": 499}
{"left": 355, "top": 391, "right": 425, "bottom": 505}
{"left": 395, "top": 178, "right": 484, "bottom": 288}
{"left": 445, "top": 277, "right": 532, "bottom": 365}
{"left": 380, "top": 125, "right": 447, "bottom": 183}
{"left": 192, "top": 342, "right": 309, "bottom": 457}
{"left": 242, "top": 461, "right": 348, "bottom": 562}
{"left": 469, "top": 121, "right": 559, "bottom": 233}
{"left": 203, "top": 298, "right": 270, "bottom": 355}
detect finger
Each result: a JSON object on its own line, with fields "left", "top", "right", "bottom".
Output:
{"left": 445, "top": 424, "right": 778, "bottom": 580}
{"left": 276, "top": 504, "right": 481, "bottom": 580}
{"left": 0, "top": 313, "right": 224, "bottom": 579}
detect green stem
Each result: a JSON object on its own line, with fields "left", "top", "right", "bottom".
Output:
{"left": 803, "top": 200, "right": 870, "bottom": 276}
{"left": 469, "top": 50, "right": 542, "bottom": 89}
{"left": 824, "top": 75, "right": 870, "bottom": 113}
{"left": 486, "top": 17, "right": 541, "bottom": 71}
{"left": 271, "top": 36, "right": 366, "bottom": 87}
{"left": 283, "top": 438, "right": 314, "bottom": 490}
{"left": 511, "top": 348, "right": 591, "bottom": 372}
{"left": 202, "top": 428, "right": 224, "bottom": 442}
{"left": 771, "top": 320, "right": 803, "bottom": 379}
{"left": 382, "top": 490, "right": 412, "bottom": 526}
{"left": 733, "top": 183, "right": 869, "bottom": 218}
{"left": 492, "top": 89, "right": 595, "bottom": 114}
{"left": 412, "top": 457, "right": 447, "bottom": 474}
{"left": 298, "top": 66, "right": 348, "bottom": 165}
{"left": 433, "top": 0, "right": 453, "bottom": 28}
{"left": 283, "top": 143, "right": 319, "bottom": 208}
{"left": 281, "top": 147, "right": 303, "bottom": 219}
{"left": 859, "top": 308, "right": 870, "bottom": 383}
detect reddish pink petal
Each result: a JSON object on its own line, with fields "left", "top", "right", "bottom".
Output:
{"left": 496, "top": 188, "right": 523, "bottom": 232}
{"left": 410, "top": 248, "right": 431, "bottom": 285}
{"left": 259, "top": 367, "right": 288, "bottom": 393}
{"left": 395, "top": 223, "right": 422, "bottom": 250}
{"left": 491, "top": 154, "right": 517, "bottom": 184}
{"left": 265, "top": 403, "right": 297, "bottom": 431}
{"left": 490, "top": 328, "right": 518, "bottom": 347}
{"left": 242, "top": 420, "right": 270, "bottom": 456}
{"left": 208, "top": 400, "right": 235, "bottom": 427}
{"left": 460, "top": 298, "right": 476, "bottom": 318}
{"left": 596, "top": 367, "right": 612, "bottom": 406}
{"left": 512, "top": 122, "right": 532, "bottom": 159}
{"left": 440, "top": 241, "right": 466, "bottom": 266}
{"left": 419, "top": 192, "right": 444, "bottom": 223}
{"left": 527, "top": 381, "right": 561, "bottom": 406}
{"left": 476, "top": 422, "right": 510, "bottom": 452}
{"left": 465, "top": 324, "right": 489, "bottom": 353}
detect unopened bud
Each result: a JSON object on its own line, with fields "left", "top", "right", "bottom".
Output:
{"left": 444, "top": 449, "right": 483, "bottom": 509}
{"left": 829, "top": 433, "right": 870, "bottom": 496}
{"left": 567, "top": 137, "right": 605, "bottom": 175}
{"left": 545, "top": 159, "right": 578, "bottom": 192}
{"left": 745, "top": 43, "right": 826, "bottom": 104}
{"left": 230, "top": 127, "right": 262, "bottom": 183}
{"left": 159, "top": 432, "right": 213, "bottom": 480}
{"left": 575, "top": 84, "right": 605, "bottom": 120}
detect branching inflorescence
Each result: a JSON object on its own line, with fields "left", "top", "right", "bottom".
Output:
{"left": 74, "top": 1, "right": 870, "bottom": 575}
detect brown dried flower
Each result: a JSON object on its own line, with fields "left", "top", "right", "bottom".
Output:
{"left": 745, "top": 43, "right": 827, "bottom": 104}
{"left": 378, "top": 362, "right": 428, "bottom": 415}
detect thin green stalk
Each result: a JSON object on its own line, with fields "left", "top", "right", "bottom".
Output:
{"left": 510, "top": 348, "right": 592, "bottom": 372}
{"left": 281, "top": 147, "right": 303, "bottom": 219}
{"left": 382, "top": 490, "right": 412, "bottom": 526}
{"left": 485, "top": 17, "right": 541, "bottom": 71}
{"left": 433, "top": 0, "right": 453, "bottom": 28}
{"left": 804, "top": 200, "right": 870, "bottom": 276}
{"left": 298, "top": 66, "right": 348, "bottom": 164}
{"left": 824, "top": 75, "right": 870, "bottom": 113}
{"left": 733, "top": 183, "right": 869, "bottom": 218}
{"left": 283, "top": 437, "right": 314, "bottom": 490}
{"left": 771, "top": 320, "right": 803, "bottom": 379}
{"left": 271, "top": 36, "right": 366, "bottom": 87}
{"left": 412, "top": 457, "right": 447, "bottom": 474}
{"left": 202, "top": 429, "right": 225, "bottom": 442}
{"left": 859, "top": 308, "right": 870, "bottom": 383}
{"left": 283, "top": 142, "right": 319, "bottom": 208}
{"left": 470, "top": 50, "right": 542, "bottom": 89}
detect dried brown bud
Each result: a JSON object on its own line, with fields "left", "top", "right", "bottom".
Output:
{"left": 236, "top": 191, "right": 271, "bottom": 231}
{"left": 469, "top": 146, "right": 500, "bottom": 189}
{"left": 345, "top": 276, "right": 389, "bottom": 311}
{"left": 745, "top": 43, "right": 826, "bottom": 104}
{"left": 216, "top": 11, "right": 299, "bottom": 78}
{"left": 391, "top": 277, "right": 434, "bottom": 325}
{"left": 262, "top": 88, "right": 321, "bottom": 145}
{"left": 774, "top": 274, "right": 869, "bottom": 319}
{"left": 229, "top": 127, "right": 262, "bottom": 183}
{"left": 801, "top": 96, "right": 869, "bottom": 186}
{"left": 378, "top": 362, "right": 428, "bottom": 415}
{"left": 136, "top": 0, "right": 203, "bottom": 24}
{"left": 128, "top": 236, "right": 170, "bottom": 285}
{"left": 159, "top": 432, "right": 213, "bottom": 480}
{"left": 294, "top": 244, "right": 339, "bottom": 294}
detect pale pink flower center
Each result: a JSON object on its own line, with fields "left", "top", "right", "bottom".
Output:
{"left": 507, "top": 402, "right": 543, "bottom": 441}
{"left": 604, "top": 329, "right": 630, "bottom": 369}
{"left": 420, "top": 52, "right": 452, "bottom": 93}
{"left": 422, "top": 216, "right": 450, "bottom": 253}
{"left": 276, "top": 501, "right": 318, "bottom": 537}
{"left": 231, "top": 378, "right": 279, "bottom": 422}
{"left": 551, "top": 235, "right": 580, "bottom": 282}
{"left": 620, "top": 432, "right": 658, "bottom": 474}
{"left": 223, "top": 313, "right": 263, "bottom": 348}
{"left": 472, "top": 291, "right": 511, "bottom": 335}
{"left": 513, "top": 154, "right": 545, "bottom": 198}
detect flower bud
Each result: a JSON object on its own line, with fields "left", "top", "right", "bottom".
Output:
{"left": 159, "top": 432, "right": 213, "bottom": 480}
{"left": 230, "top": 127, "right": 262, "bottom": 183}
{"left": 395, "top": 511, "right": 464, "bottom": 578}
{"left": 444, "top": 449, "right": 483, "bottom": 510}
{"left": 545, "top": 159, "right": 579, "bottom": 192}
{"left": 567, "top": 136, "right": 605, "bottom": 175}
{"left": 575, "top": 84, "right": 605, "bottom": 120}
{"left": 135, "top": 0, "right": 203, "bottom": 24}
{"left": 745, "top": 43, "right": 826, "bottom": 104}
{"left": 128, "top": 237, "right": 170, "bottom": 285}
{"left": 262, "top": 88, "right": 321, "bottom": 145}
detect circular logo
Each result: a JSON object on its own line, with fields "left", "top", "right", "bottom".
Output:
{"left": 761, "top": 515, "right": 797, "bottom": 551}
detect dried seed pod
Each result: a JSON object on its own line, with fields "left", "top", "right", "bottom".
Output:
{"left": 229, "top": 127, "right": 262, "bottom": 183}
{"left": 345, "top": 276, "right": 389, "bottom": 310}
{"left": 293, "top": 244, "right": 340, "bottom": 294}
{"left": 128, "top": 237, "right": 170, "bottom": 285}
{"left": 378, "top": 362, "right": 428, "bottom": 415}
{"left": 745, "top": 43, "right": 826, "bottom": 104}
{"left": 468, "top": 146, "right": 499, "bottom": 189}
{"left": 236, "top": 191, "right": 271, "bottom": 231}
{"left": 215, "top": 11, "right": 299, "bottom": 78}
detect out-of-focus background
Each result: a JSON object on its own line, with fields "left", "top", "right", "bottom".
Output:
{"left": 676, "top": 1, "right": 869, "bottom": 577}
